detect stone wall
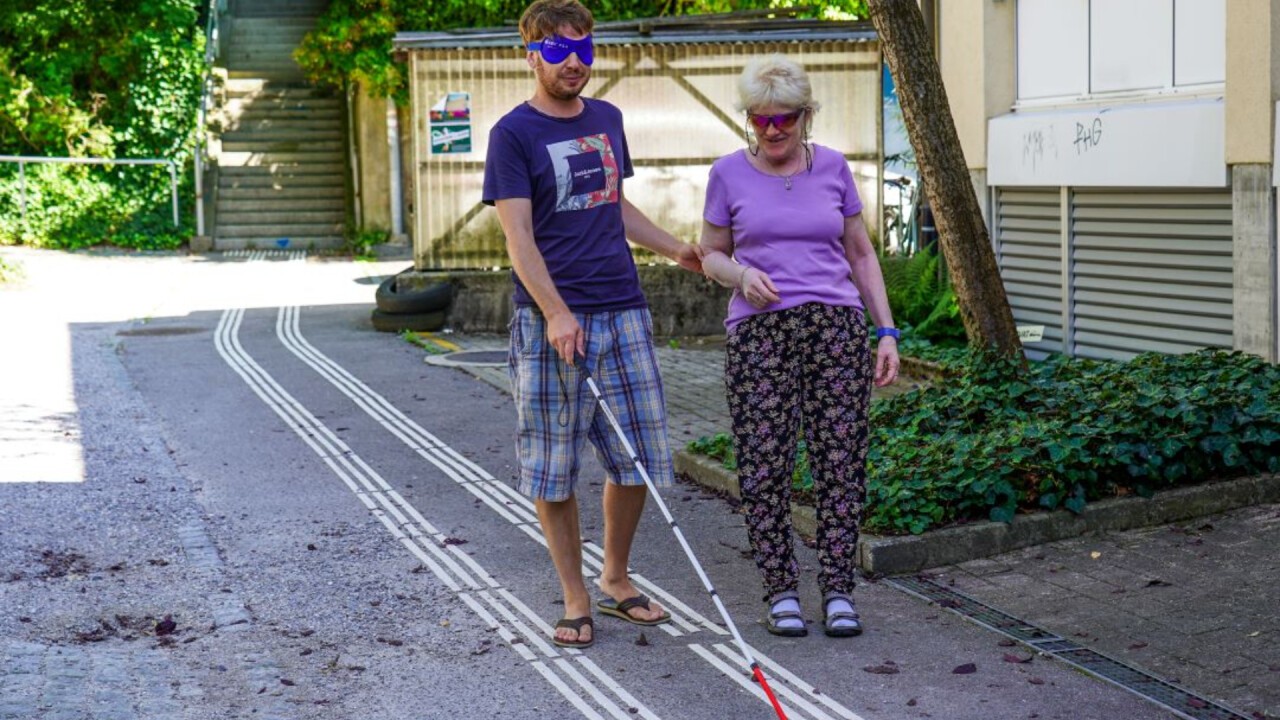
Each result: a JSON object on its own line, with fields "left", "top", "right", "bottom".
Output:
{"left": 398, "top": 266, "right": 732, "bottom": 336}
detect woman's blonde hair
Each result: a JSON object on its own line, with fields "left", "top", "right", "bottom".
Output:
{"left": 736, "top": 55, "right": 820, "bottom": 114}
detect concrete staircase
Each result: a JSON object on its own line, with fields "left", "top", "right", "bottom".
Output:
{"left": 211, "top": 2, "right": 346, "bottom": 251}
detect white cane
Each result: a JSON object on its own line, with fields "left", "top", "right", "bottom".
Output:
{"left": 575, "top": 359, "right": 790, "bottom": 720}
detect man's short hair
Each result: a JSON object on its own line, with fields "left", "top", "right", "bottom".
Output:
{"left": 519, "top": 0, "right": 594, "bottom": 45}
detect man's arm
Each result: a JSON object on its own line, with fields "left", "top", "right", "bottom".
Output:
{"left": 620, "top": 195, "right": 702, "bottom": 273}
{"left": 494, "top": 198, "right": 583, "bottom": 364}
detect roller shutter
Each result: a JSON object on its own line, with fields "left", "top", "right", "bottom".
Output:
{"left": 994, "top": 188, "right": 1064, "bottom": 358}
{"left": 1069, "top": 190, "right": 1233, "bottom": 361}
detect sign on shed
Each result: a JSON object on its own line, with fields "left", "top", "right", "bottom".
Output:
{"left": 430, "top": 92, "right": 471, "bottom": 154}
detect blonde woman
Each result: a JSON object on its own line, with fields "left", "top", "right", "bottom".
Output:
{"left": 699, "top": 55, "right": 899, "bottom": 637}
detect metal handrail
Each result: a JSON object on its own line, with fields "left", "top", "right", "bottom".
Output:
{"left": 0, "top": 155, "right": 179, "bottom": 228}
{"left": 195, "top": 0, "right": 223, "bottom": 237}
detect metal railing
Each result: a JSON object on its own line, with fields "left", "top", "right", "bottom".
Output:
{"left": 0, "top": 155, "right": 180, "bottom": 228}
{"left": 195, "top": 0, "right": 224, "bottom": 237}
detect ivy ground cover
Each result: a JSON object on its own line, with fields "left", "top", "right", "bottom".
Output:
{"left": 688, "top": 349, "right": 1280, "bottom": 535}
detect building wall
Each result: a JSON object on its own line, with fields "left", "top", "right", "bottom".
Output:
{"left": 353, "top": 84, "right": 392, "bottom": 233}
{"left": 1226, "top": 0, "right": 1280, "bottom": 164}
{"left": 938, "top": 0, "right": 1280, "bottom": 361}
{"left": 937, "top": 0, "right": 1013, "bottom": 172}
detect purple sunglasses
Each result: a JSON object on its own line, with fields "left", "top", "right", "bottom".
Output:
{"left": 748, "top": 108, "right": 808, "bottom": 131}
{"left": 527, "top": 34, "right": 594, "bottom": 66}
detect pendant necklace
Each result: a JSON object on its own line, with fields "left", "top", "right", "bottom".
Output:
{"left": 774, "top": 155, "right": 801, "bottom": 190}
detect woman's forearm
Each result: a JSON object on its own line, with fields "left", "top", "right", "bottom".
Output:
{"left": 849, "top": 254, "right": 895, "bottom": 330}
{"left": 701, "top": 249, "right": 746, "bottom": 290}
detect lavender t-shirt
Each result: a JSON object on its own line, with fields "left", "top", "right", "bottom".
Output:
{"left": 703, "top": 144, "right": 865, "bottom": 329}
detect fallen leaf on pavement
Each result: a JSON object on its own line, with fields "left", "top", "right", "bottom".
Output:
{"left": 997, "top": 639, "right": 1017, "bottom": 647}
{"left": 1028, "top": 677, "right": 1046, "bottom": 685}
{"left": 1090, "top": 551, "right": 1101, "bottom": 559}
{"left": 1002, "top": 654, "right": 1033, "bottom": 664}
{"left": 155, "top": 616, "right": 177, "bottom": 636}
{"left": 907, "top": 698, "right": 917, "bottom": 706}
{"left": 863, "top": 664, "right": 900, "bottom": 675}
{"left": 1188, "top": 698, "right": 1208, "bottom": 709}
{"left": 953, "top": 663, "right": 977, "bottom": 674}
{"left": 1145, "top": 579, "right": 1172, "bottom": 587}
{"left": 1129, "top": 642, "right": 1148, "bottom": 650}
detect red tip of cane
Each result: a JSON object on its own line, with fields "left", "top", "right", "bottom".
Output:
{"left": 752, "top": 666, "right": 789, "bottom": 719}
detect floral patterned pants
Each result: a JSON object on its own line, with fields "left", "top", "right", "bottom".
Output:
{"left": 725, "top": 302, "right": 872, "bottom": 599}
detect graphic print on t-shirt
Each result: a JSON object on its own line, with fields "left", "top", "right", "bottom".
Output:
{"left": 546, "top": 133, "right": 620, "bottom": 212}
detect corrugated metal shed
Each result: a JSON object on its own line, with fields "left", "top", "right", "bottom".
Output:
{"left": 393, "top": 13, "right": 881, "bottom": 269}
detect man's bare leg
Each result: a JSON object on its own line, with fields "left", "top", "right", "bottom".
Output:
{"left": 598, "top": 482, "right": 665, "bottom": 621}
{"left": 536, "top": 495, "right": 593, "bottom": 644}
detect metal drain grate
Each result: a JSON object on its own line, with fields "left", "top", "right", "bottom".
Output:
{"left": 423, "top": 350, "right": 508, "bottom": 368}
{"left": 887, "top": 576, "right": 1251, "bottom": 720}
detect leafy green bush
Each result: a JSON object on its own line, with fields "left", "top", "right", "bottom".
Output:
{"left": 0, "top": 163, "right": 190, "bottom": 249}
{"left": 347, "top": 226, "right": 389, "bottom": 260}
{"left": 0, "top": 1, "right": 203, "bottom": 248}
{"left": 688, "top": 432, "right": 737, "bottom": 470}
{"left": 688, "top": 349, "right": 1280, "bottom": 536}
{"left": 687, "top": 431, "right": 813, "bottom": 490}
{"left": 0, "top": 253, "right": 22, "bottom": 283}
{"left": 879, "top": 251, "right": 966, "bottom": 344}
{"left": 297, "top": 0, "right": 868, "bottom": 103}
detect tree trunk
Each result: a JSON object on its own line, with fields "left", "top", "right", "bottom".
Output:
{"left": 867, "top": 0, "right": 1023, "bottom": 356}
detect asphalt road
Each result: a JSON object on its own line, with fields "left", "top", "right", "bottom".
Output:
{"left": 0, "top": 248, "right": 1179, "bottom": 719}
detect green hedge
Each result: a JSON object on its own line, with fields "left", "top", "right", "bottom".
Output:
{"left": 688, "top": 349, "right": 1280, "bottom": 535}
{"left": 296, "top": 0, "right": 868, "bottom": 103}
{"left": 0, "top": 163, "right": 191, "bottom": 249}
{"left": 0, "top": 1, "right": 203, "bottom": 248}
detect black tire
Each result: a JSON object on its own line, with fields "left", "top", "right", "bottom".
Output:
{"left": 370, "top": 308, "right": 446, "bottom": 333}
{"left": 375, "top": 276, "right": 452, "bottom": 315}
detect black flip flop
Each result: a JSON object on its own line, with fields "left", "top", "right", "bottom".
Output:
{"left": 596, "top": 595, "right": 671, "bottom": 626}
{"left": 552, "top": 616, "right": 595, "bottom": 648}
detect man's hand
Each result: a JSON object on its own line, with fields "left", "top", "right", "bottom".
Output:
{"left": 547, "top": 311, "right": 585, "bottom": 366}
{"left": 674, "top": 243, "right": 703, "bottom": 274}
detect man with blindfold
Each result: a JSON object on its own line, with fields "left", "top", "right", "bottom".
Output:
{"left": 483, "top": 0, "right": 702, "bottom": 650}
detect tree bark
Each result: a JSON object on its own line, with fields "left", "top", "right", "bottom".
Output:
{"left": 867, "top": 0, "right": 1023, "bottom": 356}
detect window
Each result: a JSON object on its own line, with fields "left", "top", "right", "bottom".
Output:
{"left": 1016, "top": 0, "right": 1224, "bottom": 104}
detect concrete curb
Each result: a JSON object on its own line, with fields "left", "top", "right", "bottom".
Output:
{"left": 674, "top": 449, "right": 1280, "bottom": 575}
{"left": 897, "top": 354, "right": 949, "bottom": 382}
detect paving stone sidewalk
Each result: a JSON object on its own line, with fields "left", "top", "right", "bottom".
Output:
{"left": 431, "top": 331, "right": 1278, "bottom": 719}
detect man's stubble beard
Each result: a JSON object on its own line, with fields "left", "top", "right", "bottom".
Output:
{"left": 537, "top": 61, "right": 590, "bottom": 102}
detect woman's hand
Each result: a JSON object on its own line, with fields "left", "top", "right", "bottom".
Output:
{"left": 740, "top": 267, "right": 780, "bottom": 309}
{"left": 874, "top": 336, "right": 900, "bottom": 387}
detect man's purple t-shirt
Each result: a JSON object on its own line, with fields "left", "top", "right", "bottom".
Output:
{"left": 703, "top": 144, "right": 865, "bottom": 329}
{"left": 482, "top": 98, "right": 644, "bottom": 312}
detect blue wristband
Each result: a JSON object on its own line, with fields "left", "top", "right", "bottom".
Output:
{"left": 876, "top": 327, "right": 900, "bottom": 341}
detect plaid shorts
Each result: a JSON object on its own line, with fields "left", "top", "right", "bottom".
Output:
{"left": 508, "top": 306, "right": 675, "bottom": 502}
